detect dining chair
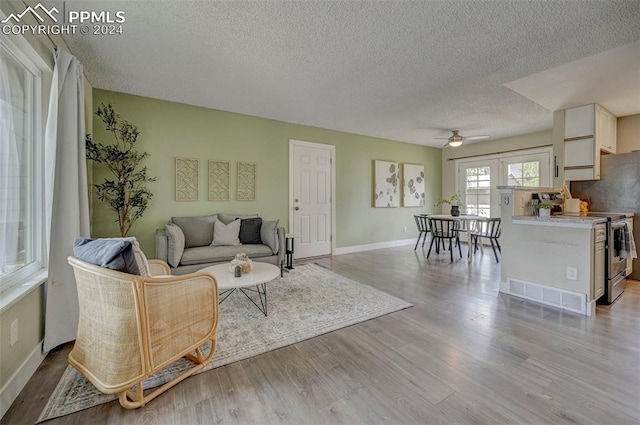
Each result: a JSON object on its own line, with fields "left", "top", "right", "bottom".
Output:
{"left": 427, "top": 218, "right": 462, "bottom": 262}
{"left": 413, "top": 214, "right": 430, "bottom": 250}
{"left": 471, "top": 218, "right": 502, "bottom": 262}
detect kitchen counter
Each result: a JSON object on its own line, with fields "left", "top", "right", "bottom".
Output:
{"left": 513, "top": 215, "right": 607, "bottom": 228}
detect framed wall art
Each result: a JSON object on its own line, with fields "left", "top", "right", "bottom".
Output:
{"left": 175, "top": 157, "right": 199, "bottom": 201}
{"left": 237, "top": 161, "right": 256, "bottom": 201}
{"left": 208, "top": 160, "right": 230, "bottom": 201}
{"left": 402, "top": 163, "right": 425, "bottom": 207}
{"left": 373, "top": 160, "right": 399, "bottom": 207}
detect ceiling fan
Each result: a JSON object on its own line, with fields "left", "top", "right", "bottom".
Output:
{"left": 435, "top": 130, "right": 489, "bottom": 147}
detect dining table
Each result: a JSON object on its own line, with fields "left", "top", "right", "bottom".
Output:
{"left": 425, "top": 214, "right": 487, "bottom": 262}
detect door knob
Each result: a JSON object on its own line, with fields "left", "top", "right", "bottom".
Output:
{"left": 294, "top": 206, "right": 300, "bottom": 210}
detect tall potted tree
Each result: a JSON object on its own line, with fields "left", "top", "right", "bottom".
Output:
{"left": 86, "top": 103, "right": 156, "bottom": 237}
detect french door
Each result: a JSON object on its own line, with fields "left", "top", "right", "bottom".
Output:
{"left": 456, "top": 148, "right": 552, "bottom": 218}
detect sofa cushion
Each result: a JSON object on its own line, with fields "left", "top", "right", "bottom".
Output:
{"left": 240, "top": 217, "right": 263, "bottom": 244}
{"left": 261, "top": 220, "right": 280, "bottom": 254}
{"left": 165, "top": 223, "right": 185, "bottom": 267}
{"left": 73, "top": 238, "right": 140, "bottom": 275}
{"left": 218, "top": 213, "right": 259, "bottom": 225}
{"left": 180, "top": 244, "right": 274, "bottom": 266}
{"left": 211, "top": 219, "right": 241, "bottom": 246}
{"left": 171, "top": 215, "right": 217, "bottom": 247}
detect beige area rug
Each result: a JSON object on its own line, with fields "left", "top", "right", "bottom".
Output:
{"left": 38, "top": 263, "right": 412, "bottom": 422}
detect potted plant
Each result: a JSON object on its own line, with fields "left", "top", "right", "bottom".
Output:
{"left": 435, "top": 193, "right": 462, "bottom": 216}
{"left": 86, "top": 103, "right": 156, "bottom": 237}
{"left": 538, "top": 203, "right": 552, "bottom": 218}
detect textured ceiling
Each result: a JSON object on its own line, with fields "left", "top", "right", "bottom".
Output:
{"left": 43, "top": 0, "right": 640, "bottom": 147}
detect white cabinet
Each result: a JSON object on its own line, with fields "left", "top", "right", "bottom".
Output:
{"left": 563, "top": 103, "right": 617, "bottom": 181}
{"left": 565, "top": 104, "right": 595, "bottom": 139}
{"left": 595, "top": 105, "right": 617, "bottom": 153}
{"left": 593, "top": 224, "right": 606, "bottom": 300}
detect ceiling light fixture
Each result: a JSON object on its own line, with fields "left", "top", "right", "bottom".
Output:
{"left": 447, "top": 137, "right": 464, "bottom": 147}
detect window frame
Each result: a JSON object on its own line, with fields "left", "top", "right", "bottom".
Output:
{"left": 0, "top": 34, "right": 47, "bottom": 294}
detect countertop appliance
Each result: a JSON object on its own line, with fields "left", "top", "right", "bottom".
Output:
{"left": 532, "top": 192, "right": 563, "bottom": 215}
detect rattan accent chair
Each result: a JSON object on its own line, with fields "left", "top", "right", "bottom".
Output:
{"left": 67, "top": 256, "right": 219, "bottom": 409}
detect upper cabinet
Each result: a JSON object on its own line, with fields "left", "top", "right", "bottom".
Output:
{"left": 563, "top": 104, "right": 617, "bottom": 181}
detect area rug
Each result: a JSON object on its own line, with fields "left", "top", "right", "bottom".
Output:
{"left": 38, "top": 263, "right": 411, "bottom": 422}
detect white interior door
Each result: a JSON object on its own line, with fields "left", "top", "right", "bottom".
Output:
{"left": 290, "top": 140, "right": 334, "bottom": 258}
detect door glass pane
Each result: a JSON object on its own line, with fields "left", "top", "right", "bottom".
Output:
{"left": 506, "top": 161, "right": 540, "bottom": 187}
{"left": 464, "top": 166, "right": 491, "bottom": 217}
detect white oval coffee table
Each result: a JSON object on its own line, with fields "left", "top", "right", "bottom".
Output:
{"left": 199, "top": 262, "right": 280, "bottom": 316}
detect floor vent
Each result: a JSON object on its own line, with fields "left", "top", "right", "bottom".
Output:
{"left": 506, "top": 278, "right": 586, "bottom": 315}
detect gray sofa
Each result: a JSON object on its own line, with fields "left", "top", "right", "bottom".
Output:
{"left": 155, "top": 213, "right": 285, "bottom": 275}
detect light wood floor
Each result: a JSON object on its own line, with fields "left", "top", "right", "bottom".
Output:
{"left": 3, "top": 244, "right": 640, "bottom": 424}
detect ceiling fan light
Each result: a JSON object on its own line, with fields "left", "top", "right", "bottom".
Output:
{"left": 448, "top": 138, "right": 463, "bottom": 147}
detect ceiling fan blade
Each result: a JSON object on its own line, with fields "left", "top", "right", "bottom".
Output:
{"left": 464, "top": 135, "right": 490, "bottom": 141}
{"left": 433, "top": 137, "right": 451, "bottom": 139}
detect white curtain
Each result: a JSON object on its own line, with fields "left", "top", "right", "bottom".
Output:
{"left": 0, "top": 53, "right": 22, "bottom": 274}
{"left": 43, "top": 50, "right": 90, "bottom": 352}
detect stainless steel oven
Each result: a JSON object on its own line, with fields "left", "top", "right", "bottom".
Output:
{"left": 585, "top": 213, "right": 627, "bottom": 303}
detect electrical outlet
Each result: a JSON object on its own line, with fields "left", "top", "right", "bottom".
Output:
{"left": 566, "top": 267, "right": 578, "bottom": 281}
{"left": 10, "top": 319, "right": 18, "bottom": 347}
{"left": 403, "top": 226, "right": 407, "bottom": 233}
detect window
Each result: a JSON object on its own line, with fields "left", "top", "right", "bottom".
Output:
{"left": 0, "top": 37, "right": 44, "bottom": 288}
{"left": 500, "top": 152, "right": 550, "bottom": 188}
{"left": 455, "top": 148, "right": 552, "bottom": 218}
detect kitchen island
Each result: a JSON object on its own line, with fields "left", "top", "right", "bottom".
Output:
{"left": 499, "top": 187, "right": 606, "bottom": 316}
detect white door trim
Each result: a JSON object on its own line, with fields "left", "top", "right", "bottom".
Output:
{"left": 289, "top": 139, "right": 336, "bottom": 256}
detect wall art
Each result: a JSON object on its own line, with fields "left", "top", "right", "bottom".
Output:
{"left": 208, "top": 160, "right": 230, "bottom": 201}
{"left": 374, "top": 160, "right": 399, "bottom": 207}
{"left": 237, "top": 162, "right": 256, "bottom": 201}
{"left": 175, "top": 157, "right": 199, "bottom": 201}
{"left": 402, "top": 163, "right": 425, "bottom": 207}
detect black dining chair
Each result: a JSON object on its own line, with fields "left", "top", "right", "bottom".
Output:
{"left": 413, "top": 215, "right": 430, "bottom": 250}
{"left": 471, "top": 218, "right": 502, "bottom": 262}
{"left": 427, "top": 218, "right": 462, "bottom": 262}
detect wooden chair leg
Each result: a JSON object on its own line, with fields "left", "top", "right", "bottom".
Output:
{"left": 457, "top": 237, "right": 462, "bottom": 258}
{"left": 414, "top": 232, "right": 422, "bottom": 250}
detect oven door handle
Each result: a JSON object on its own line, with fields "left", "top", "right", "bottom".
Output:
{"left": 611, "top": 222, "right": 626, "bottom": 230}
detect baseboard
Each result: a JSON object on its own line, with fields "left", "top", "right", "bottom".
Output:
{"left": 335, "top": 238, "right": 416, "bottom": 255}
{"left": 0, "top": 340, "right": 46, "bottom": 419}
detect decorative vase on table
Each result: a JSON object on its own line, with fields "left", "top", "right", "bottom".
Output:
{"left": 229, "top": 253, "right": 253, "bottom": 274}
{"left": 450, "top": 205, "right": 460, "bottom": 217}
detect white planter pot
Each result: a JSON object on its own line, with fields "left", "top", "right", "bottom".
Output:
{"left": 539, "top": 208, "right": 551, "bottom": 218}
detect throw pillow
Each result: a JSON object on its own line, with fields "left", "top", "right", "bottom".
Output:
{"left": 73, "top": 238, "right": 140, "bottom": 275}
{"left": 211, "top": 219, "right": 241, "bottom": 246}
{"left": 171, "top": 215, "right": 217, "bottom": 247}
{"left": 260, "top": 219, "right": 280, "bottom": 254}
{"left": 240, "top": 217, "right": 263, "bottom": 244}
{"left": 165, "top": 222, "right": 186, "bottom": 267}
{"left": 102, "top": 237, "right": 150, "bottom": 276}
{"left": 218, "top": 213, "right": 259, "bottom": 225}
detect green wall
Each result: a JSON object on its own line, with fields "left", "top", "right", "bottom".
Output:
{"left": 91, "top": 89, "right": 442, "bottom": 255}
